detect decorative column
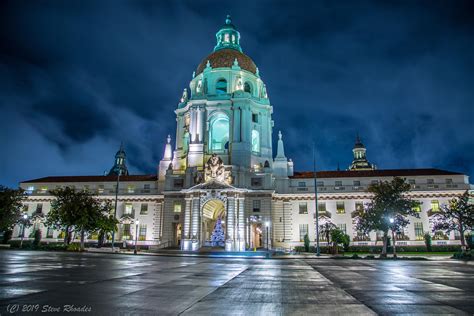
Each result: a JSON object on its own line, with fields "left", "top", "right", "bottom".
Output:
{"left": 225, "top": 195, "right": 235, "bottom": 251}
{"left": 182, "top": 197, "right": 192, "bottom": 250}
{"left": 237, "top": 196, "right": 245, "bottom": 251}
{"left": 190, "top": 195, "right": 200, "bottom": 251}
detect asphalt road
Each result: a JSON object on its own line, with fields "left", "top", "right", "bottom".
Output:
{"left": 0, "top": 251, "right": 472, "bottom": 315}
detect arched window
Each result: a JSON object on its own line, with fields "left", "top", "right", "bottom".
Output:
{"left": 209, "top": 114, "right": 229, "bottom": 152}
{"left": 244, "top": 82, "right": 252, "bottom": 94}
{"left": 251, "top": 129, "right": 260, "bottom": 153}
{"left": 216, "top": 79, "right": 227, "bottom": 95}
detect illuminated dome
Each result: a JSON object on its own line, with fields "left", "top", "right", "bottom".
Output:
{"left": 196, "top": 49, "right": 257, "bottom": 75}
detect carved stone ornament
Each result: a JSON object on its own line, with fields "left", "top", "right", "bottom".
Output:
{"left": 205, "top": 154, "right": 226, "bottom": 182}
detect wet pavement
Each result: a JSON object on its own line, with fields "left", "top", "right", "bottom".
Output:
{"left": 0, "top": 251, "right": 472, "bottom": 315}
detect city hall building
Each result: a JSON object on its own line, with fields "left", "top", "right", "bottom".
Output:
{"left": 16, "top": 17, "right": 473, "bottom": 251}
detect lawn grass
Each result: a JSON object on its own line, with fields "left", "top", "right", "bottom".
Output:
{"left": 341, "top": 251, "right": 453, "bottom": 256}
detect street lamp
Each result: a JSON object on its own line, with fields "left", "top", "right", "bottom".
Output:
{"left": 20, "top": 214, "right": 28, "bottom": 249}
{"left": 313, "top": 142, "right": 320, "bottom": 257}
{"left": 389, "top": 217, "right": 397, "bottom": 258}
{"left": 265, "top": 221, "right": 270, "bottom": 251}
{"left": 111, "top": 171, "right": 121, "bottom": 252}
{"left": 134, "top": 220, "right": 139, "bottom": 255}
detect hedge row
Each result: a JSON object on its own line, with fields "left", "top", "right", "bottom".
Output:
{"left": 294, "top": 245, "right": 463, "bottom": 253}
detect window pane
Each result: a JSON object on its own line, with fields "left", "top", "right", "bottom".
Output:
{"left": 299, "top": 203, "right": 308, "bottom": 214}
{"left": 336, "top": 202, "right": 345, "bottom": 214}
{"left": 210, "top": 115, "right": 229, "bottom": 152}
{"left": 251, "top": 129, "right": 260, "bottom": 153}
{"left": 216, "top": 79, "right": 227, "bottom": 94}
{"left": 299, "top": 224, "right": 308, "bottom": 241}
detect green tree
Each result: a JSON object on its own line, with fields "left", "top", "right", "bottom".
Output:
{"left": 431, "top": 191, "right": 474, "bottom": 252}
{"left": 356, "top": 177, "right": 419, "bottom": 258}
{"left": 46, "top": 187, "right": 116, "bottom": 251}
{"left": 0, "top": 186, "right": 26, "bottom": 233}
{"left": 424, "top": 233, "right": 432, "bottom": 252}
{"left": 330, "top": 229, "right": 348, "bottom": 255}
{"left": 319, "top": 221, "right": 337, "bottom": 253}
{"left": 303, "top": 233, "right": 310, "bottom": 252}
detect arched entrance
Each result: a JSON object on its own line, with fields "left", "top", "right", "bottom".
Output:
{"left": 201, "top": 199, "right": 226, "bottom": 247}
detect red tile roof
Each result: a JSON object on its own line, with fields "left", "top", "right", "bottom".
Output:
{"left": 22, "top": 175, "right": 158, "bottom": 183}
{"left": 291, "top": 168, "right": 463, "bottom": 179}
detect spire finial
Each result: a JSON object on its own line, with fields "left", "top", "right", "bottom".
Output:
{"left": 278, "top": 130, "right": 282, "bottom": 140}
{"left": 356, "top": 132, "right": 361, "bottom": 144}
{"left": 167, "top": 135, "right": 171, "bottom": 144}
{"left": 120, "top": 141, "right": 124, "bottom": 151}
{"left": 226, "top": 15, "right": 232, "bottom": 25}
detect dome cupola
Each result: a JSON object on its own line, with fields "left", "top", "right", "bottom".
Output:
{"left": 214, "top": 15, "right": 242, "bottom": 52}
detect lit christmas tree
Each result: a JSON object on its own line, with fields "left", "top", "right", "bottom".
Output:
{"left": 210, "top": 217, "right": 225, "bottom": 247}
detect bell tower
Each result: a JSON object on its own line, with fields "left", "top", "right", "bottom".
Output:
{"left": 159, "top": 16, "right": 274, "bottom": 189}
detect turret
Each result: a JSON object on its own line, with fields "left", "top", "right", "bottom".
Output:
{"left": 108, "top": 143, "right": 129, "bottom": 176}
{"left": 348, "top": 134, "right": 376, "bottom": 171}
{"left": 158, "top": 135, "right": 173, "bottom": 180}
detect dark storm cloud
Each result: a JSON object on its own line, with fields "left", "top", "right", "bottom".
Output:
{"left": 0, "top": 0, "right": 473, "bottom": 187}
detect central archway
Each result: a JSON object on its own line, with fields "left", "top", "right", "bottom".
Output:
{"left": 201, "top": 199, "right": 226, "bottom": 247}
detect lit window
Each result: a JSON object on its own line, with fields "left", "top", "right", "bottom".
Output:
{"left": 173, "top": 202, "right": 182, "bottom": 213}
{"left": 139, "top": 224, "right": 147, "bottom": 241}
{"left": 414, "top": 222, "right": 424, "bottom": 240}
{"left": 412, "top": 203, "right": 421, "bottom": 212}
{"left": 231, "top": 34, "right": 235, "bottom": 43}
{"left": 124, "top": 203, "right": 133, "bottom": 215}
{"left": 127, "top": 185, "right": 135, "bottom": 193}
{"left": 140, "top": 204, "right": 148, "bottom": 215}
{"left": 40, "top": 186, "right": 48, "bottom": 193}
{"left": 209, "top": 114, "right": 229, "bottom": 152}
{"left": 336, "top": 202, "right": 345, "bottom": 214}
{"left": 253, "top": 200, "right": 261, "bottom": 212}
{"left": 98, "top": 185, "right": 104, "bottom": 194}
{"left": 224, "top": 33, "right": 229, "bottom": 42}
{"left": 431, "top": 200, "right": 440, "bottom": 212}
{"left": 216, "top": 79, "right": 227, "bottom": 94}
{"left": 26, "top": 186, "right": 34, "bottom": 194}
{"left": 299, "top": 202, "right": 308, "bottom": 214}
{"left": 251, "top": 129, "right": 260, "bottom": 153}
{"left": 355, "top": 202, "right": 363, "bottom": 212}
{"left": 122, "top": 224, "right": 131, "bottom": 240}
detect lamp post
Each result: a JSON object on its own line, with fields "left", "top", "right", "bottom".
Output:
{"left": 265, "top": 221, "right": 270, "bottom": 251}
{"left": 389, "top": 217, "right": 397, "bottom": 258}
{"left": 134, "top": 220, "right": 139, "bottom": 255}
{"left": 111, "top": 171, "right": 120, "bottom": 252}
{"left": 313, "top": 142, "right": 320, "bottom": 256}
{"left": 20, "top": 214, "right": 28, "bottom": 249}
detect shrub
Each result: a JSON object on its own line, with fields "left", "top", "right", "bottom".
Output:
{"left": 351, "top": 254, "right": 360, "bottom": 259}
{"left": 452, "top": 251, "right": 472, "bottom": 260}
{"left": 365, "top": 255, "right": 375, "bottom": 259}
{"left": 66, "top": 243, "right": 81, "bottom": 252}
{"left": 466, "top": 234, "right": 473, "bottom": 250}
{"left": 2, "top": 230, "right": 12, "bottom": 244}
{"left": 303, "top": 234, "right": 310, "bottom": 252}
{"left": 424, "top": 233, "right": 432, "bottom": 252}
{"left": 33, "top": 230, "right": 42, "bottom": 248}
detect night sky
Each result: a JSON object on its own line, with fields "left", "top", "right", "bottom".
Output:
{"left": 1, "top": 0, "right": 473, "bottom": 188}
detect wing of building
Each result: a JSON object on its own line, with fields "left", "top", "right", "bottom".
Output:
{"left": 17, "top": 16, "right": 473, "bottom": 251}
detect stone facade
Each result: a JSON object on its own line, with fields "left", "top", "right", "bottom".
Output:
{"left": 15, "top": 16, "right": 473, "bottom": 251}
